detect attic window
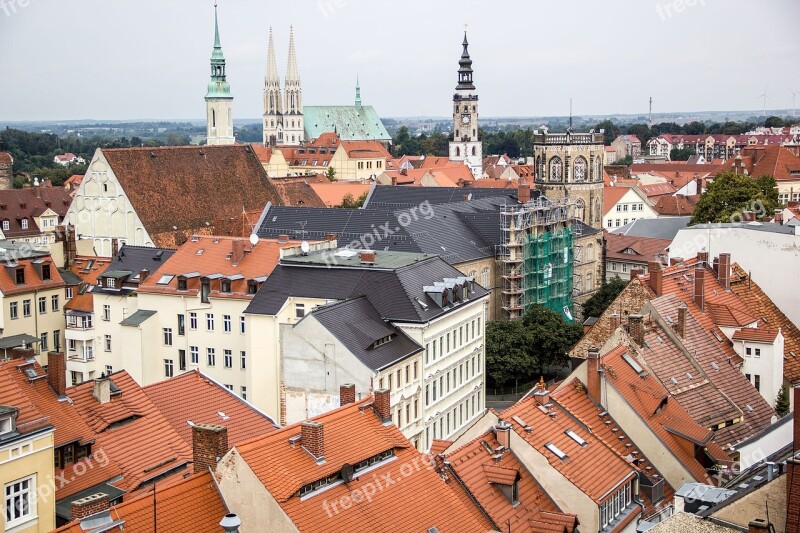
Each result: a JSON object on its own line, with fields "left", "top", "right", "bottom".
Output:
{"left": 622, "top": 353, "right": 645, "bottom": 377}
{"left": 20, "top": 219, "right": 28, "bottom": 230}
{"left": 0, "top": 412, "right": 14, "bottom": 435}
{"left": 15, "top": 268, "right": 25, "bottom": 284}
{"left": 42, "top": 264, "right": 51, "bottom": 281}
{"left": 545, "top": 442, "right": 568, "bottom": 460}
{"left": 106, "top": 278, "right": 116, "bottom": 288}
{"left": 221, "top": 280, "right": 231, "bottom": 293}
{"left": 565, "top": 429, "right": 587, "bottom": 447}
{"left": 196, "top": 249, "right": 204, "bottom": 256}
{"left": 177, "top": 278, "right": 187, "bottom": 291}
{"left": 157, "top": 275, "right": 174, "bottom": 285}
{"left": 1, "top": 220, "right": 8, "bottom": 231}
{"left": 247, "top": 281, "right": 258, "bottom": 295}
{"left": 372, "top": 334, "right": 394, "bottom": 348}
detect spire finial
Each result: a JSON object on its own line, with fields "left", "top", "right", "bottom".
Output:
{"left": 213, "top": 1, "right": 221, "bottom": 49}
{"left": 286, "top": 26, "right": 300, "bottom": 81}
{"left": 355, "top": 75, "right": 362, "bottom": 108}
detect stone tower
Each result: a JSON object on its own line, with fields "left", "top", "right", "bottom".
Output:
{"left": 282, "top": 27, "right": 304, "bottom": 146}
{"left": 262, "top": 28, "right": 284, "bottom": 146}
{"left": 448, "top": 31, "right": 482, "bottom": 179}
{"left": 532, "top": 128, "right": 605, "bottom": 230}
{"left": 205, "top": 4, "right": 235, "bottom": 146}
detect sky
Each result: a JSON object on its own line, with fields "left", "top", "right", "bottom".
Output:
{"left": 0, "top": 0, "right": 799, "bottom": 121}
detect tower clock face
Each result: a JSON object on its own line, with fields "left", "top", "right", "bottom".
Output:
{"left": 461, "top": 114, "right": 470, "bottom": 125}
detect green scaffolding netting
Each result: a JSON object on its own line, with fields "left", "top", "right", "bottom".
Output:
{"left": 522, "top": 226, "right": 574, "bottom": 321}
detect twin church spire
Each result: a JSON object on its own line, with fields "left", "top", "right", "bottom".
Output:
{"left": 263, "top": 27, "right": 303, "bottom": 146}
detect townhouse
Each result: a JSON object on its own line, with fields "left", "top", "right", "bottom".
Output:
{"left": 604, "top": 232, "right": 670, "bottom": 282}
{"left": 713, "top": 144, "right": 800, "bottom": 204}
{"left": 0, "top": 184, "right": 72, "bottom": 249}
{"left": 603, "top": 185, "right": 657, "bottom": 230}
{"left": 246, "top": 248, "right": 489, "bottom": 450}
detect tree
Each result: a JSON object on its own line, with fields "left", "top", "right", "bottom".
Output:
{"left": 338, "top": 191, "right": 368, "bottom": 209}
{"left": 764, "top": 116, "right": 784, "bottom": 128}
{"left": 670, "top": 146, "right": 696, "bottom": 161}
{"left": 326, "top": 166, "right": 336, "bottom": 182}
{"left": 690, "top": 171, "right": 779, "bottom": 225}
{"left": 775, "top": 384, "right": 790, "bottom": 417}
{"left": 593, "top": 120, "right": 620, "bottom": 145}
{"left": 582, "top": 276, "right": 629, "bottom": 319}
{"left": 521, "top": 304, "right": 584, "bottom": 372}
{"left": 615, "top": 155, "right": 633, "bottom": 166}
{"left": 485, "top": 319, "right": 532, "bottom": 386}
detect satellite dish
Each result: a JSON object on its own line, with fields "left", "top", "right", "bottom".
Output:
{"left": 301, "top": 241, "right": 310, "bottom": 253}
{"left": 341, "top": 463, "right": 354, "bottom": 483}
{"left": 467, "top": 193, "right": 473, "bottom": 201}
{"left": 249, "top": 234, "right": 259, "bottom": 246}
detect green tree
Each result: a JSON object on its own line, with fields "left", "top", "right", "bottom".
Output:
{"left": 615, "top": 155, "right": 633, "bottom": 166}
{"left": 593, "top": 120, "right": 620, "bottom": 145}
{"left": 521, "top": 304, "right": 584, "bottom": 372}
{"left": 338, "top": 191, "right": 368, "bottom": 208}
{"left": 670, "top": 147, "right": 696, "bottom": 161}
{"left": 690, "top": 171, "right": 779, "bottom": 225}
{"left": 582, "top": 276, "right": 629, "bottom": 319}
{"left": 764, "top": 116, "right": 784, "bottom": 128}
{"left": 683, "top": 121, "right": 706, "bottom": 135}
{"left": 485, "top": 319, "right": 532, "bottom": 386}
{"left": 326, "top": 166, "right": 336, "bottom": 182}
{"left": 775, "top": 384, "right": 790, "bottom": 417}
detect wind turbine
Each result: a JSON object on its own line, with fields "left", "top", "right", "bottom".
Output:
{"left": 791, "top": 89, "right": 799, "bottom": 118}
{"left": 756, "top": 83, "right": 770, "bottom": 119}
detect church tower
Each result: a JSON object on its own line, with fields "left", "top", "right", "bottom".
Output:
{"left": 282, "top": 27, "right": 304, "bottom": 146}
{"left": 262, "top": 28, "right": 284, "bottom": 145}
{"left": 449, "top": 31, "right": 482, "bottom": 178}
{"left": 205, "top": 4, "right": 235, "bottom": 146}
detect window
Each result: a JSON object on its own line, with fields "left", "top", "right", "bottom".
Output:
{"left": 51, "top": 294, "right": 59, "bottom": 311}
{"left": 206, "top": 313, "right": 214, "bottom": 331}
{"left": 20, "top": 219, "right": 28, "bottom": 230}
{"left": 221, "top": 279, "right": 231, "bottom": 293}
{"left": 240, "top": 351, "right": 246, "bottom": 369}
{"left": 425, "top": 384, "right": 430, "bottom": 406}
{"left": 105, "top": 365, "right": 113, "bottom": 375}
{"left": 53, "top": 330, "right": 60, "bottom": 352}
{"left": 103, "top": 304, "right": 110, "bottom": 321}
{"left": 754, "top": 348, "right": 761, "bottom": 357}
{"left": 207, "top": 348, "right": 216, "bottom": 366}
{"left": 425, "top": 343, "right": 430, "bottom": 364}
{"left": 71, "top": 371, "right": 83, "bottom": 385}
{"left": 224, "top": 349, "right": 233, "bottom": 368}
{"left": 164, "top": 359, "right": 174, "bottom": 378}
{"left": 223, "top": 315, "right": 231, "bottom": 333}
{"left": 179, "top": 349, "right": 186, "bottom": 371}
{"left": 239, "top": 316, "right": 246, "bottom": 334}
{"left": 240, "top": 386, "right": 247, "bottom": 400}
{"left": 481, "top": 268, "right": 489, "bottom": 288}
{"left": 201, "top": 280, "right": 210, "bottom": 303}
{"left": 177, "top": 278, "right": 187, "bottom": 291}
{"left": 68, "top": 339, "right": 76, "bottom": 351}
{"left": 295, "top": 303, "right": 305, "bottom": 318}
{"left": 754, "top": 374, "right": 761, "bottom": 391}
{"left": 9, "top": 302, "right": 17, "bottom": 320}
{"left": 163, "top": 328, "right": 173, "bottom": 346}
{"left": 178, "top": 314, "right": 185, "bottom": 336}
{"left": 106, "top": 278, "right": 115, "bottom": 288}
{"left": 190, "top": 346, "right": 199, "bottom": 365}
{"left": 5, "top": 475, "right": 35, "bottom": 526}
{"left": 65, "top": 287, "right": 73, "bottom": 299}
{"left": 38, "top": 297, "right": 46, "bottom": 314}
{"left": 190, "top": 312, "right": 197, "bottom": 330}
{"left": 104, "top": 335, "right": 111, "bottom": 352}
{"left": 1, "top": 220, "right": 7, "bottom": 231}
{"left": 746, "top": 347, "right": 752, "bottom": 356}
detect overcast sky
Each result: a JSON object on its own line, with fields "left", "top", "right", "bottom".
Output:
{"left": 1, "top": 0, "right": 798, "bottom": 121}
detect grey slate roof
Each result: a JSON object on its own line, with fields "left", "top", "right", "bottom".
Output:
{"left": 311, "top": 296, "right": 422, "bottom": 371}
{"left": 611, "top": 216, "right": 691, "bottom": 240}
{"left": 58, "top": 269, "right": 83, "bottom": 286}
{"left": 363, "top": 185, "right": 520, "bottom": 209}
{"left": 244, "top": 251, "right": 489, "bottom": 322}
{"left": 100, "top": 245, "right": 177, "bottom": 279}
{"left": 120, "top": 309, "right": 157, "bottom": 327}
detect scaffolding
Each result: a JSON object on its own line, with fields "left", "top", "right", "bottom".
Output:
{"left": 498, "top": 196, "right": 575, "bottom": 321}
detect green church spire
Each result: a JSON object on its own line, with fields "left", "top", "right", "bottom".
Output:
{"left": 206, "top": 2, "right": 232, "bottom": 99}
{"left": 355, "top": 75, "right": 361, "bottom": 109}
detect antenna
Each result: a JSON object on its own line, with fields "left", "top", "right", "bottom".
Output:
{"left": 648, "top": 96, "right": 653, "bottom": 126}
{"left": 791, "top": 89, "right": 799, "bottom": 118}
{"left": 341, "top": 463, "right": 354, "bottom": 483}
{"left": 569, "top": 98, "right": 573, "bottom": 131}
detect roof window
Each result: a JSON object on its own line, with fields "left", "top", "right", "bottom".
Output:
{"left": 545, "top": 442, "right": 568, "bottom": 460}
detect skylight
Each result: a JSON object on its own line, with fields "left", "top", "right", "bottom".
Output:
{"left": 545, "top": 442, "right": 568, "bottom": 460}
{"left": 621, "top": 353, "right": 645, "bottom": 376}
{"left": 196, "top": 249, "right": 204, "bottom": 256}
{"left": 565, "top": 430, "right": 587, "bottom": 447}
{"left": 157, "top": 275, "right": 174, "bottom": 285}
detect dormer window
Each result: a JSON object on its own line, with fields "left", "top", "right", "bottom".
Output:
{"left": 247, "top": 281, "right": 257, "bottom": 295}
{"left": 106, "top": 278, "right": 116, "bottom": 289}
{"left": 42, "top": 264, "right": 51, "bottom": 281}
{"left": 20, "top": 219, "right": 28, "bottom": 230}
{"left": 0, "top": 411, "right": 16, "bottom": 435}
{"left": 1, "top": 220, "right": 8, "bottom": 231}
{"left": 15, "top": 268, "right": 25, "bottom": 284}
{"left": 177, "top": 278, "right": 187, "bottom": 291}
{"left": 201, "top": 279, "right": 210, "bottom": 303}
{"left": 221, "top": 280, "right": 231, "bottom": 293}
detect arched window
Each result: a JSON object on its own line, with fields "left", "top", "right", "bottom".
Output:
{"left": 211, "top": 108, "right": 216, "bottom": 128}
{"left": 575, "top": 198, "right": 586, "bottom": 221}
{"left": 481, "top": 268, "right": 490, "bottom": 288}
{"left": 593, "top": 157, "right": 602, "bottom": 181}
{"left": 575, "top": 274, "right": 582, "bottom": 293}
{"left": 549, "top": 157, "right": 563, "bottom": 181}
{"left": 586, "top": 272, "right": 593, "bottom": 290}
{"left": 469, "top": 270, "right": 477, "bottom": 279}
{"left": 573, "top": 156, "right": 588, "bottom": 182}
{"left": 269, "top": 95, "right": 274, "bottom": 112}
{"left": 586, "top": 243, "right": 594, "bottom": 261}
{"left": 472, "top": 146, "right": 477, "bottom": 156}
{"left": 455, "top": 146, "right": 461, "bottom": 157}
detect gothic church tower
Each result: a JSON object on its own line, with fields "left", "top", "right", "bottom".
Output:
{"left": 262, "top": 28, "right": 284, "bottom": 145}
{"left": 282, "top": 27, "right": 304, "bottom": 145}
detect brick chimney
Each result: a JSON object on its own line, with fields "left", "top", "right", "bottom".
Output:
{"left": 533, "top": 376, "right": 550, "bottom": 405}
{"left": 111, "top": 238, "right": 119, "bottom": 257}
{"left": 325, "top": 233, "right": 337, "bottom": 242}
{"left": 10, "top": 346, "right": 35, "bottom": 360}
{"left": 71, "top": 493, "right": 109, "bottom": 521}
{"left": 47, "top": 352, "right": 67, "bottom": 397}
{"left": 609, "top": 313, "right": 621, "bottom": 331}
{"left": 696, "top": 251, "right": 708, "bottom": 265}
{"left": 92, "top": 375, "right": 111, "bottom": 404}
{"left": 300, "top": 421, "right": 324, "bottom": 461}
{"left": 676, "top": 307, "right": 687, "bottom": 338}
{"left": 669, "top": 257, "right": 684, "bottom": 266}
{"left": 139, "top": 269, "right": 149, "bottom": 284}
{"left": 391, "top": 175, "right": 398, "bottom": 185}
{"left": 277, "top": 234, "right": 289, "bottom": 243}
{"left": 742, "top": 210, "right": 756, "bottom": 222}
{"left": 712, "top": 256, "right": 719, "bottom": 277}
{"left": 748, "top": 519, "right": 770, "bottom": 533}
{"left": 192, "top": 423, "right": 228, "bottom": 474}
{"left": 339, "top": 383, "right": 356, "bottom": 406}
{"left": 374, "top": 389, "right": 391, "bottom": 424}
{"left": 775, "top": 209, "right": 784, "bottom": 225}
{"left": 629, "top": 269, "right": 643, "bottom": 280}
{"left": 694, "top": 268, "right": 706, "bottom": 311}
{"left": 647, "top": 261, "right": 663, "bottom": 296}
{"left": 718, "top": 253, "right": 731, "bottom": 290}
{"left": 587, "top": 347, "right": 602, "bottom": 402}
{"left": 359, "top": 251, "right": 376, "bottom": 264}
{"left": 231, "top": 239, "right": 245, "bottom": 265}
{"left": 629, "top": 315, "right": 645, "bottom": 346}
{"left": 495, "top": 420, "right": 511, "bottom": 449}
{"left": 518, "top": 181, "right": 531, "bottom": 204}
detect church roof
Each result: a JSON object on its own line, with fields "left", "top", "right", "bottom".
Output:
{"left": 304, "top": 105, "right": 391, "bottom": 142}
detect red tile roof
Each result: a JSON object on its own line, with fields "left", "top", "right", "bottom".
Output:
{"left": 63, "top": 256, "right": 111, "bottom": 312}
{"left": 234, "top": 398, "right": 487, "bottom": 532}
{"left": 54, "top": 471, "right": 227, "bottom": 533}
{"left": 0, "top": 186, "right": 72, "bottom": 238}
{"left": 603, "top": 185, "right": 647, "bottom": 216}
{"left": 0, "top": 151, "right": 12, "bottom": 164}
{"left": 272, "top": 180, "right": 327, "bottom": 207}
{"left": 308, "top": 182, "right": 371, "bottom": 207}
{"left": 652, "top": 195, "right": 699, "bottom": 216}
{"left": 731, "top": 327, "right": 779, "bottom": 343}
{"left": 420, "top": 156, "right": 462, "bottom": 169}
{"left": 604, "top": 232, "right": 670, "bottom": 265}
{"left": 713, "top": 145, "right": 800, "bottom": 181}
{"left": 143, "top": 370, "right": 278, "bottom": 448}
{"left": 0, "top": 254, "right": 64, "bottom": 296}
{"left": 339, "top": 140, "right": 392, "bottom": 160}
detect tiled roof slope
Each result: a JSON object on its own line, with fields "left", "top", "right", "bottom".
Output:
{"left": 54, "top": 471, "right": 227, "bottom": 533}
{"left": 652, "top": 194, "right": 700, "bottom": 216}
{"left": 143, "top": 370, "right": 278, "bottom": 449}
{"left": 0, "top": 186, "right": 72, "bottom": 237}
{"left": 234, "top": 398, "right": 487, "bottom": 532}
{"left": 0, "top": 254, "right": 64, "bottom": 296}
{"left": 363, "top": 184, "right": 518, "bottom": 208}
{"left": 273, "top": 180, "right": 327, "bottom": 207}
{"left": 730, "top": 263, "right": 800, "bottom": 383}
{"left": 712, "top": 145, "right": 800, "bottom": 181}
{"left": 308, "top": 182, "right": 371, "bottom": 207}
{"left": 68, "top": 372, "right": 192, "bottom": 495}
{"left": 63, "top": 256, "right": 111, "bottom": 313}
{"left": 501, "top": 396, "right": 637, "bottom": 504}
{"left": 100, "top": 145, "right": 283, "bottom": 237}
{"left": 604, "top": 232, "right": 670, "bottom": 264}
{"left": 441, "top": 428, "right": 578, "bottom": 532}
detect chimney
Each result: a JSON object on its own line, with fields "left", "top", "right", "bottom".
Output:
{"left": 391, "top": 175, "right": 398, "bottom": 185}
{"left": 696, "top": 251, "right": 708, "bottom": 265}
{"left": 695, "top": 175, "right": 702, "bottom": 194}
{"left": 300, "top": 421, "right": 324, "bottom": 461}
{"left": 587, "top": 347, "right": 602, "bottom": 402}
{"left": 71, "top": 493, "right": 110, "bottom": 521}
{"left": 629, "top": 315, "right": 645, "bottom": 346}
{"left": 748, "top": 519, "right": 770, "bottom": 533}
{"left": 231, "top": 239, "right": 245, "bottom": 265}
{"left": 325, "top": 233, "right": 337, "bottom": 242}
{"left": 610, "top": 313, "right": 621, "bottom": 331}
{"left": 669, "top": 257, "right": 684, "bottom": 266}
{"left": 629, "top": 269, "right": 643, "bottom": 280}
{"left": 676, "top": 306, "right": 687, "bottom": 338}
{"left": 495, "top": 420, "right": 511, "bottom": 449}
{"left": 220, "top": 514, "right": 242, "bottom": 533}
{"left": 93, "top": 375, "right": 111, "bottom": 404}
{"left": 718, "top": 253, "right": 731, "bottom": 290}
{"left": 742, "top": 210, "right": 756, "bottom": 222}
{"left": 788, "top": 457, "right": 800, "bottom": 533}
{"left": 139, "top": 269, "right": 149, "bottom": 284}
{"left": 533, "top": 376, "right": 549, "bottom": 405}
{"left": 374, "top": 388, "right": 391, "bottom": 424}
{"left": 775, "top": 209, "right": 784, "bottom": 225}
{"left": 277, "top": 234, "right": 289, "bottom": 243}
{"left": 359, "top": 250, "right": 376, "bottom": 264}
{"left": 10, "top": 346, "right": 35, "bottom": 360}
{"left": 712, "top": 256, "right": 719, "bottom": 276}
{"left": 647, "top": 261, "right": 663, "bottom": 296}
{"left": 111, "top": 238, "right": 119, "bottom": 257}
{"left": 47, "top": 352, "right": 67, "bottom": 397}
{"left": 192, "top": 423, "right": 228, "bottom": 474}
{"left": 518, "top": 181, "right": 531, "bottom": 204}
{"left": 339, "top": 383, "right": 356, "bottom": 406}
{"left": 693, "top": 268, "right": 706, "bottom": 311}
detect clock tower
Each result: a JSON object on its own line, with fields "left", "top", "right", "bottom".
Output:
{"left": 449, "top": 31, "right": 482, "bottom": 178}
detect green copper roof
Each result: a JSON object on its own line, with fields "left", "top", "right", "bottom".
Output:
{"left": 206, "top": 4, "right": 232, "bottom": 99}
{"left": 304, "top": 105, "right": 391, "bottom": 142}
